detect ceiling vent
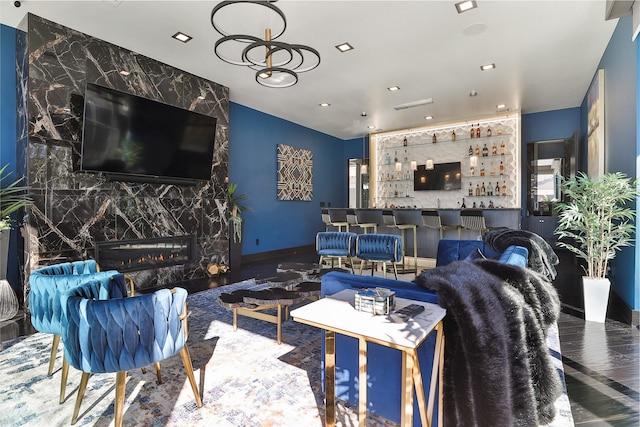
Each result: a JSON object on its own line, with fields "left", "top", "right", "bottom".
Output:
{"left": 392, "top": 98, "right": 434, "bottom": 111}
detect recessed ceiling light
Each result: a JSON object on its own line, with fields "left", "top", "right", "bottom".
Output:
{"left": 480, "top": 63, "right": 496, "bottom": 71}
{"left": 119, "top": 70, "right": 130, "bottom": 76}
{"left": 425, "top": 116, "right": 434, "bottom": 120}
{"left": 469, "top": 90, "right": 478, "bottom": 97}
{"left": 335, "top": 42, "right": 354, "bottom": 53}
{"left": 455, "top": 0, "right": 477, "bottom": 14}
{"left": 172, "top": 32, "right": 193, "bottom": 43}
{"left": 387, "top": 86, "right": 401, "bottom": 92}
{"left": 319, "top": 103, "right": 330, "bottom": 107}
{"left": 497, "top": 103, "right": 507, "bottom": 109}
{"left": 367, "top": 125, "right": 376, "bottom": 129}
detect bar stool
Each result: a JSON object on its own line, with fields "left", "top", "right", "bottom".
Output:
{"left": 346, "top": 209, "right": 378, "bottom": 234}
{"left": 421, "top": 210, "right": 459, "bottom": 239}
{"left": 459, "top": 209, "right": 500, "bottom": 239}
{"left": 330, "top": 209, "right": 350, "bottom": 232}
{"left": 382, "top": 210, "right": 418, "bottom": 273}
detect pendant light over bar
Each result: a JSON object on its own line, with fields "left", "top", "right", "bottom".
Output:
{"left": 211, "top": 0, "right": 320, "bottom": 88}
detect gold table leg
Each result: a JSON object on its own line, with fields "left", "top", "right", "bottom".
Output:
{"left": 325, "top": 331, "right": 336, "bottom": 427}
{"left": 401, "top": 350, "right": 414, "bottom": 427}
{"left": 358, "top": 338, "right": 367, "bottom": 427}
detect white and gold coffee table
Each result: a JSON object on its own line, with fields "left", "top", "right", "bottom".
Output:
{"left": 291, "top": 289, "right": 446, "bottom": 427}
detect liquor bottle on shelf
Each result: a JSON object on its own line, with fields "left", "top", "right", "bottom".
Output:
{"left": 475, "top": 184, "right": 480, "bottom": 196}
{"left": 501, "top": 181, "right": 507, "bottom": 196}
{"left": 500, "top": 140, "right": 506, "bottom": 155}
{"left": 403, "top": 136, "right": 408, "bottom": 146}
{"left": 385, "top": 152, "right": 391, "bottom": 165}
{"left": 497, "top": 125, "right": 503, "bottom": 135}
{"left": 476, "top": 124, "right": 481, "bottom": 138}
{"left": 488, "top": 199, "right": 494, "bottom": 208}
{"left": 487, "top": 126, "right": 492, "bottom": 137}
{"left": 472, "top": 201, "right": 477, "bottom": 208}
{"left": 470, "top": 165, "right": 476, "bottom": 176}
{"left": 489, "top": 161, "right": 496, "bottom": 176}
{"left": 480, "top": 182, "right": 486, "bottom": 196}
{"left": 394, "top": 151, "right": 398, "bottom": 162}
{"left": 468, "top": 145, "right": 474, "bottom": 156}
{"left": 394, "top": 184, "right": 398, "bottom": 197}
{"left": 479, "top": 200, "right": 486, "bottom": 208}
{"left": 491, "top": 141, "right": 498, "bottom": 155}
{"left": 404, "top": 149, "right": 408, "bottom": 162}
{"left": 475, "top": 144, "right": 480, "bottom": 156}
{"left": 480, "top": 162, "right": 485, "bottom": 177}
{"left": 482, "top": 143, "right": 488, "bottom": 157}
{"left": 468, "top": 182, "right": 473, "bottom": 196}
{"left": 432, "top": 133, "right": 437, "bottom": 143}
{"left": 451, "top": 130, "right": 456, "bottom": 141}
{"left": 487, "top": 182, "right": 493, "bottom": 196}
{"left": 495, "top": 182, "right": 500, "bottom": 195}
{"left": 470, "top": 125, "right": 475, "bottom": 139}
{"left": 499, "top": 161, "right": 505, "bottom": 175}
{"left": 461, "top": 198, "right": 466, "bottom": 208}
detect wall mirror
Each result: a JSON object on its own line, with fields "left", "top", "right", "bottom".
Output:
{"left": 348, "top": 158, "right": 369, "bottom": 208}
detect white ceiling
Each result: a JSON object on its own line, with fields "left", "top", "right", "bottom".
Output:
{"left": 1, "top": 0, "right": 620, "bottom": 140}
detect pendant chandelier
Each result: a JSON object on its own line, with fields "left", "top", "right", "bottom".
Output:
{"left": 211, "top": 0, "right": 321, "bottom": 88}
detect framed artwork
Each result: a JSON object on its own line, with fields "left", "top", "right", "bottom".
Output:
{"left": 277, "top": 144, "right": 313, "bottom": 201}
{"left": 587, "top": 69, "right": 605, "bottom": 178}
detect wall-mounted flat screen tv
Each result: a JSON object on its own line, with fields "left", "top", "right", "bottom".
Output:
{"left": 81, "top": 83, "right": 217, "bottom": 184}
{"left": 414, "top": 162, "right": 462, "bottom": 191}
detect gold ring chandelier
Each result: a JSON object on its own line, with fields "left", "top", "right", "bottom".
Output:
{"left": 211, "top": 0, "right": 321, "bottom": 88}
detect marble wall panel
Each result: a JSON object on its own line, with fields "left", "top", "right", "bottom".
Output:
{"left": 19, "top": 14, "right": 230, "bottom": 300}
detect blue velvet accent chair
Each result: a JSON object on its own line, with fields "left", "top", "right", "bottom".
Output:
{"left": 316, "top": 231, "right": 357, "bottom": 273}
{"left": 61, "top": 285, "right": 202, "bottom": 426}
{"left": 28, "top": 261, "right": 129, "bottom": 402}
{"left": 355, "top": 233, "right": 403, "bottom": 279}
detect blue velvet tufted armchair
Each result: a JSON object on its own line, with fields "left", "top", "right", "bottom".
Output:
{"left": 316, "top": 231, "right": 357, "bottom": 273}
{"left": 355, "top": 233, "right": 403, "bottom": 279}
{"left": 28, "top": 261, "right": 130, "bottom": 402}
{"left": 61, "top": 285, "right": 202, "bottom": 426}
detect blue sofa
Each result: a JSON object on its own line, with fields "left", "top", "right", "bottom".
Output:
{"left": 320, "top": 239, "right": 528, "bottom": 426}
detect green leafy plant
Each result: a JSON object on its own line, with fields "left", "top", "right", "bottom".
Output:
{"left": 554, "top": 171, "right": 638, "bottom": 278}
{"left": 227, "top": 182, "right": 251, "bottom": 243}
{"left": 0, "top": 165, "right": 32, "bottom": 231}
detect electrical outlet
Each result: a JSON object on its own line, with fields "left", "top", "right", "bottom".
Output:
{"left": 255, "top": 238, "right": 260, "bottom": 245}
{"left": 320, "top": 201, "right": 325, "bottom": 207}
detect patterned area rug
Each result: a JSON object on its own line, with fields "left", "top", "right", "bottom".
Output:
{"left": 0, "top": 278, "right": 574, "bottom": 426}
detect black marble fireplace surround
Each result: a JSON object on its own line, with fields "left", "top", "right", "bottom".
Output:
{"left": 15, "top": 14, "right": 230, "bottom": 302}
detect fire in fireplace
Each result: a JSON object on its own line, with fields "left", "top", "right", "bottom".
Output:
{"left": 95, "top": 235, "right": 197, "bottom": 272}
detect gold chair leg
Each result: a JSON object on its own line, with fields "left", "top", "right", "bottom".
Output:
{"left": 114, "top": 371, "right": 127, "bottom": 427}
{"left": 393, "top": 262, "right": 399, "bottom": 280}
{"left": 71, "top": 372, "right": 91, "bottom": 425}
{"left": 382, "top": 262, "right": 387, "bottom": 278}
{"left": 154, "top": 362, "right": 162, "bottom": 384}
{"left": 60, "top": 357, "right": 69, "bottom": 404}
{"left": 180, "top": 346, "right": 203, "bottom": 408}
{"left": 48, "top": 334, "right": 60, "bottom": 376}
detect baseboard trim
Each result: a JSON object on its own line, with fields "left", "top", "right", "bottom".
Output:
{"left": 609, "top": 289, "right": 640, "bottom": 326}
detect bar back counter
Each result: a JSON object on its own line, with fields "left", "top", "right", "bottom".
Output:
{"left": 325, "top": 208, "right": 520, "bottom": 260}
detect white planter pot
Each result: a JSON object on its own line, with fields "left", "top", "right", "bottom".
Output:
{"left": 582, "top": 277, "right": 610, "bottom": 323}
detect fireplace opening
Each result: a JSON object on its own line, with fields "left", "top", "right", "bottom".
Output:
{"left": 95, "top": 235, "right": 197, "bottom": 272}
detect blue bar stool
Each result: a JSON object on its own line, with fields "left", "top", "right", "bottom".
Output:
{"left": 346, "top": 209, "right": 378, "bottom": 233}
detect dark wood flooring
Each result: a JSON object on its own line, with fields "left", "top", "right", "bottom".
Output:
{"left": 1, "top": 249, "right": 638, "bottom": 425}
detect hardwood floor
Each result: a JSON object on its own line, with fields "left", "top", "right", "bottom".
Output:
{"left": 1, "top": 249, "right": 638, "bottom": 426}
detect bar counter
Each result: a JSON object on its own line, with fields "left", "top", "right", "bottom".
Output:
{"left": 326, "top": 208, "right": 521, "bottom": 260}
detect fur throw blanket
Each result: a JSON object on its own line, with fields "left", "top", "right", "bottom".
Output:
{"left": 413, "top": 260, "right": 562, "bottom": 427}
{"left": 483, "top": 229, "right": 559, "bottom": 281}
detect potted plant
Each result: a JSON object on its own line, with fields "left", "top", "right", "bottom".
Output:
{"left": 554, "top": 171, "right": 638, "bottom": 322}
{"left": 227, "top": 182, "right": 251, "bottom": 269}
{"left": 0, "top": 165, "right": 32, "bottom": 320}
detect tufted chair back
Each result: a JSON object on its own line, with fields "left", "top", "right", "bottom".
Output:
{"left": 355, "top": 233, "right": 403, "bottom": 279}
{"left": 61, "top": 285, "right": 202, "bottom": 426}
{"left": 316, "top": 231, "right": 357, "bottom": 273}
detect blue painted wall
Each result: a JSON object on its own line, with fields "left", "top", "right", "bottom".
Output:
{"left": 0, "top": 24, "right": 21, "bottom": 294}
{"left": 581, "top": 15, "right": 638, "bottom": 310}
{"left": 521, "top": 108, "right": 581, "bottom": 144}
{"left": 228, "top": 102, "right": 346, "bottom": 255}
